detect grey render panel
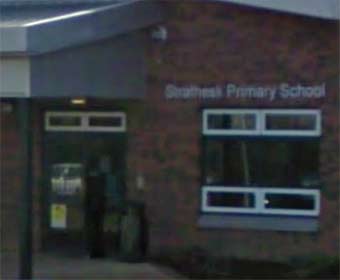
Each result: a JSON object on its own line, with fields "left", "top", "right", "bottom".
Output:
{"left": 0, "top": 27, "right": 27, "bottom": 52}
{"left": 0, "top": 0, "right": 164, "bottom": 54}
{"left": 30, "top": 32, "right": 146, "bottom": 98}
{"left": 218, "top": 0, "right": 340, "bottom": 20}
{"left": 0, "top": 57, "right": 30, "bottom": 97}
{"left": 198, "top": 214, "right": 318, "bottom": 232}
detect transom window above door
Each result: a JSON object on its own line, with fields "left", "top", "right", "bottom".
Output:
{"left": 45, "top": 111, "right": 126, "bottom": 132}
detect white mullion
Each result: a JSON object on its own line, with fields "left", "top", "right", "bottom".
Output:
{"left": 256, "top": 189, "right": 265, "bottom": 213}
{"left": 82, "top": 113, "right": 90, "bottom": 130}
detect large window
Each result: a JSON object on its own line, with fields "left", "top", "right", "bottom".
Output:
{"left": 202, "top": 109, "right": 321, "bottom": 216}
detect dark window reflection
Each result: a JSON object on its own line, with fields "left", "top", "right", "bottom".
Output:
{"left": 266, "top": 114, "right": 316, "bottom": 130}
{"left": 49, "top": 116, "right": 81, "bottom": 126}
{"left": 208, "top": 114, "right": 256, "bottom": 130}
{"left": 208, "top": 192, "right": 255, "bottom": 208}
{"left": 89, "top": 117, "right": 122, "bottom": 127}
{"left": 204, "top": 139, "right": 319, "bottom": 188}
{"left": 265, "top": 194, "right": 315, "bottom": 210}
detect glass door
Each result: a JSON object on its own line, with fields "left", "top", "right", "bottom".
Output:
{"left": 43, "top": 132, "right": 126, "bottom": 256}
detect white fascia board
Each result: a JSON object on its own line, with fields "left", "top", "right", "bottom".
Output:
{"left": 217, "top": 0, "right": 340, "bottom": 20}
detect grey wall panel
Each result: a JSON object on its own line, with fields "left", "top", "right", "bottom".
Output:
{"left": 0, "top": 57, "right": 30, "bottom": 97}
{"left": 30, "top": 32, "right": 146, "bottom": 99}
{"left": 0, "top": 27, "right": 27, "bottom": 53}
{"left": 198, "top": 214, "right": 319, "bottom": 232}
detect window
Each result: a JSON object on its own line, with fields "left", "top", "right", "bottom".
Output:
{"left": 45, "top": 112, "right": 126, "bottom": 132}
{"left": 202, "top": 187, "right": 320, "bottom": 216}
{"left": 203, "top": 109, "right": 260, "bottom": 135}
{"left": 202, "top": 187, "right": 256, "bottom": 213}
{"left": 202, "top": 109, "right": 321, "bottom": 217}
{"left": 203, "top": 109, "right": 320, "bottom": 136}
{"left": 263, "top": 110, "right": 321, "bottom": 136}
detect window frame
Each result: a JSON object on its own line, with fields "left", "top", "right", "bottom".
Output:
{"left": 262, "top": 109, "right": 321, "bottom": 137}
{"left": 45, "top": 111, "right": 126, "bottom": 132}
{"left": 201, "top": 186, "right": 320, "bottom": 216}
{"left": 203, "top": 109, "right": 261, "bottom": 136}
{"left": 203, "top": 109, "right": 321, "bottom": 137}
{"left": 201, "top": 108, "right": 322, "bottom": 217}
{"left": 202, "top": 186, "right": 258, "bottom": 214}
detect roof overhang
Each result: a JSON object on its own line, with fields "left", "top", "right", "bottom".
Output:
{"left": 0, "top": 0, "right": 163, "bottom": 99}
{"left": 0, "top": 0, "right": 164, "bottom": 55}
{"left": 217, "top": 0, "right": 340, "bottom": 20}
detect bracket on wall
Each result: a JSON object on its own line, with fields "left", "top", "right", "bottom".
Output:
{"left": 151, "top": 26, "right": 167, "bottom": 41}
{"left": 0, "top": 102, "right": 13, "bottom": 114}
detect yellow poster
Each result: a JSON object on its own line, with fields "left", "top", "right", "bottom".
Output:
{"left": 51, "top": 204, "right": 67, "bottom": 229}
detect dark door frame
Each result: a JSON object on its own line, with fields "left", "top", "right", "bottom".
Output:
{"left": 41, "top": 109, "right": 127, "bottom": 255}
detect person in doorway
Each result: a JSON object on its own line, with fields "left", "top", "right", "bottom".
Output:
{"left": 85, "top": 158, "right": 106, "bottom": 258}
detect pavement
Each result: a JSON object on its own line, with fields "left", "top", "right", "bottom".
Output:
{"left": 1, "top": 253, "right": 185, "bottom": 279}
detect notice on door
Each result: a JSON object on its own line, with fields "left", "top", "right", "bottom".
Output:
{"left": 51, "top": 204, "right": 67, "bottom": 229}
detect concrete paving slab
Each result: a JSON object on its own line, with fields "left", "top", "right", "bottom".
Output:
{"left": 33, "top": 254, "right": 185, "bottom": 279}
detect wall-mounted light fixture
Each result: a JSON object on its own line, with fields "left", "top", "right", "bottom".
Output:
{"left": 70, "top": 98, "right": 86, "bottom": 105}
{"left": 151, "top": 26, "right": 167, "bottom": 41}
{"left": 0, "top": 102, "right": 13, "bottom": 114}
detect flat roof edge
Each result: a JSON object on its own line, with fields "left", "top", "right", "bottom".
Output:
{"left": 216, "top": 0, "right": 340, "bottom": 20}
{"left": 0, "top": 0, "right": 164, "bottom": 55}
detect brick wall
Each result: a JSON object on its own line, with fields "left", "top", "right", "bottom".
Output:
{"left": 1, "top": 1, "right": 338, "bottom": 265}
{"left": 0, "top": 101, "right": 42, "bottom": 278}
{"left": 1, "top": 103, "right": 21, "bottom": 278}
{"left": 127, "top": 1, "right": 339, "bottom": 261}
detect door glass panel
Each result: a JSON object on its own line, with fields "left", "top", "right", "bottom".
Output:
{"left": 44, "top": 132, "right": 126, "bottom": 255}
{"left": 49, "top": 116, "right": 81, "bottom": 127}
{"left": 89, "top": 116, "right": 122, "bottom": 127}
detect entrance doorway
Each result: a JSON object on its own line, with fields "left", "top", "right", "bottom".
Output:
{"left": 42, "top": 112, "right": 127, "bottom": 257}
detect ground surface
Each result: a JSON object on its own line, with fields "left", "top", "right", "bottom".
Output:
{"left": 1, "top": 253, "right": 185, "bottom": 279}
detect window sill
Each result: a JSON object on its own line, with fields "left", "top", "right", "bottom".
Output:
{"left": 198, "top": 214, "right": 318, "bottom": 232}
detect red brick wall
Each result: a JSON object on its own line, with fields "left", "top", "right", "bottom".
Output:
{"left": 1, "top": 1, "right": 338, "bottom": 264}
{"left": 0, "top": 101, "right": 42, "bottom": 278}
{"left": 127, "top": 1, "right": 339, "bottom": 260}
{"left": 1, "top": 103, "right": 21, "bottom": 277}
{"left": 1, "top": 105, "right": 21, "bottom": 250}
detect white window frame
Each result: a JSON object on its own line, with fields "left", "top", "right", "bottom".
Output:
{"left": 262, "top": 188, "right": 320, "bottom": 216}
{"left": 262, "top": 109, "right": 321, "bottom": 137}
{"left": 202, "top": 186, "right": 320, "bottom": 216}
{"left": 86, "top": 112, "right": 126, "bottom": 132}
{"left": 203, "top": 109, "right": 261, "bottom": 136}
{"left": 203, "top": 109, "right": 321, "bottom": 137}
{"left": 45, "top": 111, "right": 126, "bottom": 132}
{"left": 202, "top": 186, "right": 258, "bottom": 214}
